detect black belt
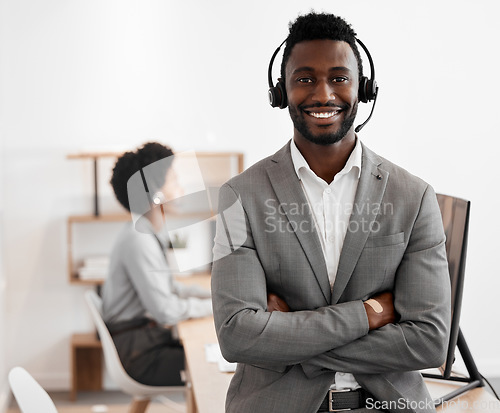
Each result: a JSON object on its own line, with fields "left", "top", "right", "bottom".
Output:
{"left": 107, "top": 317, "right": 157, "bottom": 336}
{"left": 318, "top": 388, "right": 369, "bottom": 412}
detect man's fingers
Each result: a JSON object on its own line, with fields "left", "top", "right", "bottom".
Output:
{"left": 267, "top": 293, "right": 290, "bottom": 312}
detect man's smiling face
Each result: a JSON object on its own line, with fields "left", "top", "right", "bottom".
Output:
{"left": 285, "top": 39, "right": 359, "bottom": 146}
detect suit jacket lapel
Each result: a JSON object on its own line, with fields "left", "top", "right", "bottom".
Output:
{"left": 266, "top": 142, "right": 331, "bottom": 304}
{"left": 331, "top": 143, "right": 389, "bottom": 304}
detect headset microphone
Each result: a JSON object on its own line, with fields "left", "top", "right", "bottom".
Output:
{"left": 355, "top": 86, "right": 379, "bottom": 133}
{"left": 268, "top": 37, "right": 379, "bottom": 132}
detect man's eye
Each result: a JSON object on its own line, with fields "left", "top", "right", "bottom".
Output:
{"left": 297, "top": 77, "right": 313, "bottom": 83}
{"left": 332, "top": 77, "right": 348, "bottom": 83}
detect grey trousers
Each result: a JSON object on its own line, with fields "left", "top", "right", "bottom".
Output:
{"left": 110, "top": 321, "right": 184, "bottom": 386}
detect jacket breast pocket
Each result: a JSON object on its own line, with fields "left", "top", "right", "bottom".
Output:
{"left": 364, "top": 232, "right": 405, "bottom": 248}
{"left": 345, "top": 232, "right": 406, "bottom": 296}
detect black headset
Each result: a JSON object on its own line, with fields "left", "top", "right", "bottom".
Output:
{"left": 138, "top": 168, "right": 166, "bottom": 206}
{"left": 267, "top": 37, "right": 379, "bottom": 132}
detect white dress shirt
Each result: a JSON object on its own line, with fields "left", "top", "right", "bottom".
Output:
{"left": 290, "top": 138, "right": 362, "bottom": 390}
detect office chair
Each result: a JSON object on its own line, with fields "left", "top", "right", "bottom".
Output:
{"left": 8, "top": 367, "right": 58, "bottom": 413}
{"left": 84, "top": 290, "right": 185, "bottom": 413}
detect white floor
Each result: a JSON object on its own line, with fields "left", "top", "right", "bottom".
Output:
{"left": 7, "top": 389, "right": 186, "bottom": 413}
{"left": 5, "top": 379, "right": 500, "bottom": 412}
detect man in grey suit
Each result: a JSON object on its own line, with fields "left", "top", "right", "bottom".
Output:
{"left": 211, "top": 12, "right": 450, "bottom": 413}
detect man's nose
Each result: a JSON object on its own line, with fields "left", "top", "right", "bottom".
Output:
{"left": 311, "top": 80, "right": 335, "bottom": 104}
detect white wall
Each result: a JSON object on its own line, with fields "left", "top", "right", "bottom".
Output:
{"left": 1, "top": 0, "right": 499, "bottom": 390}
{"left": 0, "top": 0, "right": 8, "bottom": 404}
{"left": 0, "top": 150, "right": 7, "bottom": 411}
{"left": 0, "top": 110, "right": 8, "bottom": 411}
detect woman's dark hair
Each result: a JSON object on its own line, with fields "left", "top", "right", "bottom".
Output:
{"left": 110, "top": 142, "right": 174, "bottom": 212}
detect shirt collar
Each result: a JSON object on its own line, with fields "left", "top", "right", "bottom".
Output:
{"left": 290, "top": 137, "right": 362, "bottom": 181}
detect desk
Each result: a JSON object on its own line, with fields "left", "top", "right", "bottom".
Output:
{"left": 177, "top": 273, "right": 231, "bottom": 413}
{"left": 178, "top": 316, "right": 231, "bottom": 413}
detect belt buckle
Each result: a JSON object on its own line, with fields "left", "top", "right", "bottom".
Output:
{"left": 328, "top": 388, "right": 351, "bottom": 412}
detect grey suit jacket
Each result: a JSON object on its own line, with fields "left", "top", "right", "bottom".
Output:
{"left": 211, "top": 141, "right": 451, "bottom": 413}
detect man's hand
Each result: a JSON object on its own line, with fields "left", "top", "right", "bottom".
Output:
{"left": 267, "top": 293, "right": 290, "bottom": 313}
{"left": 363, "top": 291, "right": 396, "bottom": 330}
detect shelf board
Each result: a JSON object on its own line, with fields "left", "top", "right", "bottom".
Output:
{"left": 69, "top": 270, "right": 211, "bottom": 286}
{"left": 71, "top": 332, "right": 101, "bottom": 347}
{"left": 70, "top": 277, "right": 105, "bottom": 286}
{"left": 67, "top": 152, "right": 123, "bottom": 159}
{"left": 67, "top": 151, "right": 243, "bottom": 159}
{"left": 68, "top": 212, "right": 214, "bottom": 223}
{"left": 68, "top": 214, "right": 131, "bottom": 223}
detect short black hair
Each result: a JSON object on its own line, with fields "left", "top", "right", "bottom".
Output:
{"left": 110, "top": 142, "right": 174, "bottom": 212}
{"left": 280, "top": 12, "right": 363, "bottom": 81}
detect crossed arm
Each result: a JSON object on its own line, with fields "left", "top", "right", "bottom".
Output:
{"left": 267, "top": 283, "right": 445, "bottom": 377}
{"left": 267, "top": 291, "right": 396, "bottom": 331}
{"left": 266, "top": 291, "right": 407, "bottom": 376}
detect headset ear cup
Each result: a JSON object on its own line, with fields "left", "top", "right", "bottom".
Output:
{"left": 367, "top": 78, "right": 377, "bottom": 102}
{"left": 358, "top": 76, "right": 369, "bottom": 103}
{"left": 359, "top": 77, "right": 377, "bottom": 103}
{"left": 268, "top": 86, "right": 283, "bottom": 108}
{"left": 277, "top": 80, "right": 287, "bottom": 109}
{"left": 268, "top": 86, "right": 280, "bottom": 107}
{"left": 269, "top": 81, "right": 288, "bottom": 109}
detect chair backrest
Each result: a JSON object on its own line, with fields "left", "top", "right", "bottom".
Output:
{"left": 435, "top": 193, "right": 471, "bottom": 378}
{"left": 8, "top": 367, "right": 58, "bottom": 413}
{"left": 84, "top": 290, "right": 184, "bottom": 398}
{"left": 84, "top": 290, "right": 147, "bottom": 395}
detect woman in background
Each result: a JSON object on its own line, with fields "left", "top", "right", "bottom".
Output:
{"left": 101, "top": 142, "right": 212, "bottom": 386}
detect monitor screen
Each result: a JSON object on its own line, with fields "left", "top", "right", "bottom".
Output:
{"left": 435, "top": 194, "right": 470, "bottom": 378}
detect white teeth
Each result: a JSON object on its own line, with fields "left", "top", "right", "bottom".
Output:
{"left": 309, "top": 111, "right": 338, "bottom": 119}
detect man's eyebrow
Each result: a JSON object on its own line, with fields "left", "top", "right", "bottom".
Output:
{"left": 291, "top": 66, "right": 352, "bottom": 75}
{"left": 291, "top": 66, "right": 315, "bottom": 74}
{"left": 329, "top": 66, "right": 352, "bottom": 72}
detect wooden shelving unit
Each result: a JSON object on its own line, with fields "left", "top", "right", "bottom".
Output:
{"left": 67, "top": 149, "right": 244, "bottom": 400}
{"left": 67, "top": 150, "right": 244, "bottom": 285}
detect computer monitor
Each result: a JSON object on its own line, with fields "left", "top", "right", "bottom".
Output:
{"left": 435, "top": 194, "right": 470, "bottom": 379}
